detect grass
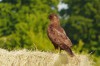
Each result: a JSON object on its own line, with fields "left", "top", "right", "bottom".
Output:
{"left": 0, "top": 48, "right": 93, "bottom": 66}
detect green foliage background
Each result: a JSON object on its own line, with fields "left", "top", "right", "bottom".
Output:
{"left": 0, "top": 0, "right": 100, "bottom": 65}
{"left": 0, "top": 0, "right": 58, "bottom": 51}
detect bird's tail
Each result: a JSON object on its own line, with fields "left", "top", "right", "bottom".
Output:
{"left": 61, "top": 44, "right": 74, "bottom": 57}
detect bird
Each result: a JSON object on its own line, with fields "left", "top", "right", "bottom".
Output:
{"left": 47, "top": 13, "right": 74, "bottom": 57}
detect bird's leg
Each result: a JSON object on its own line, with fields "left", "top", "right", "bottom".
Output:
{"left": 53, "top": 44, "right": 59, "bottom": 53}
{"left": 58, "top": 47, "right": 61, "bottom": 54}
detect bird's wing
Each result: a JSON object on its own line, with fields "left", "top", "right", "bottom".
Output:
{"left": 47, "top": 27, "right": 62, "bottom": 44}
{"left": 54, "top": 27, "right": 73, "bottom": 47}
{"left": 47, "top": 26, "right": 72, "bottom": 48}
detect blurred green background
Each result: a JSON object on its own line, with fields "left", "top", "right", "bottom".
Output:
{"left": 0, "top": 0, "right": 100, "bottom": 65}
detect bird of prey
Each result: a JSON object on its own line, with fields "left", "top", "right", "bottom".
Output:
{"left": 47, "top": 13, "right": 74, "bottom": 57}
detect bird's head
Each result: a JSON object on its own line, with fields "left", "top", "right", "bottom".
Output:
{"left": 48, "top": 14, "right": 60, "bottom": 25}
{"left": 48, "top": 13, "right": 59, "bottom": 20}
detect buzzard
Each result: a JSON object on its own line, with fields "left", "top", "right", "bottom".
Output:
{"left": 47, "top": 13, "right": 74, "bottom": 57}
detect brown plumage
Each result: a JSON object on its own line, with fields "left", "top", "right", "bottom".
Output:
{"left": 47, "top": 13, "right": 74, "bottom": 57}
